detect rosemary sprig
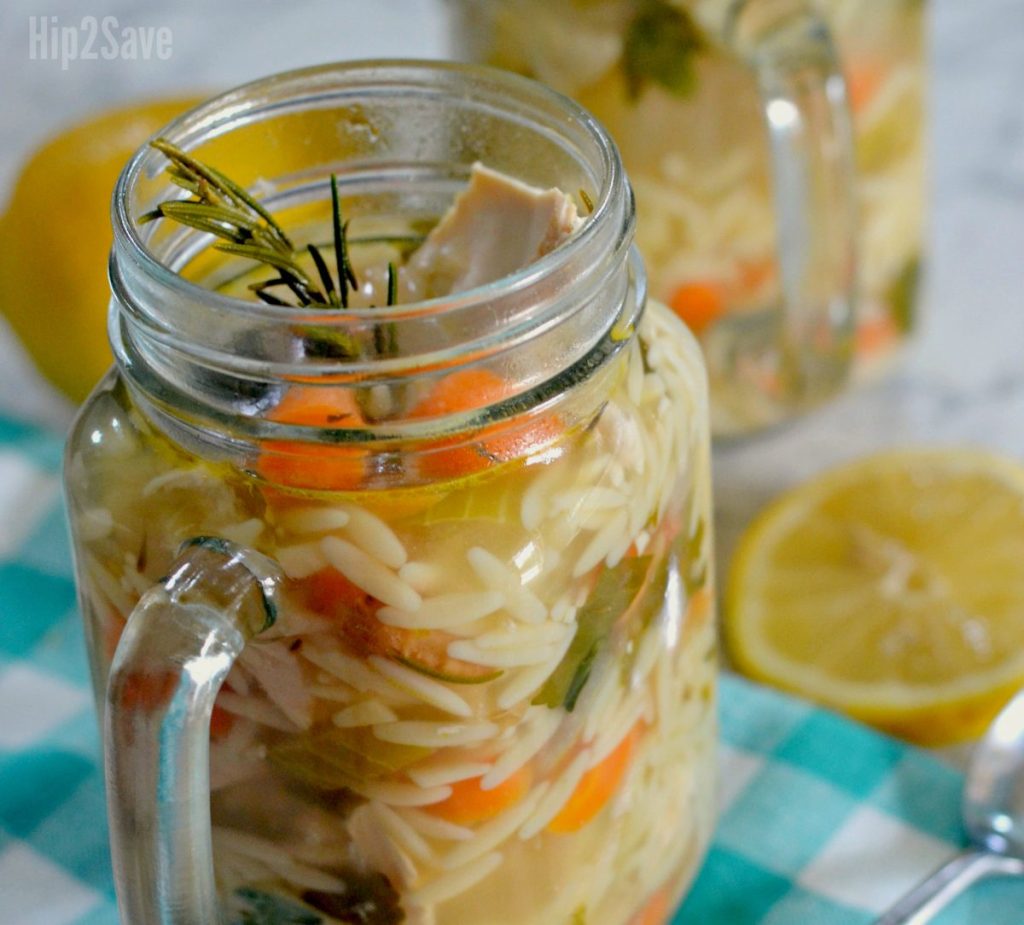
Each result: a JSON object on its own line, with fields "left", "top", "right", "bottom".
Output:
{"left": 143, "top": 139, "right": 294, "bottom": 254}
{"left": 140, "top": 138, "right": 401, "bottom": 361}
{"left": 142, "top": 138, "right": 370, "bottom": 314}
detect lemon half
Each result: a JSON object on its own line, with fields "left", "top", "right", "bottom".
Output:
{"left": 726, "top": 449, "right": 1024, "bottom": 746}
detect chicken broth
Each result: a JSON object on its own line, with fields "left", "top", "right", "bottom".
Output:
{"left": 68, "top": 156, "right": 716, "bottom": 924}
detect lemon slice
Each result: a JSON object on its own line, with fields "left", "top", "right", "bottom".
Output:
{"left": 726, "top": 449, "right": 1024, "bottom": 746}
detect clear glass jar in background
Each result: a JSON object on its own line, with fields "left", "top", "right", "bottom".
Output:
{"left": 448, "top": 0, "right": 928, "bottom": 436}
{"left": 64, "top": 62, "right": 716, "bottom": 924}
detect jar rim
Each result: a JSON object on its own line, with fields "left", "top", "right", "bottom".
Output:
{"left": 112, "top": 59, "right": 625, "bottom": 324}
{"left": 106, "top": 58, "right": 643, "bottom": 451}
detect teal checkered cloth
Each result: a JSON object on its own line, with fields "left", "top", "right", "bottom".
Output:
{"left": 1, "top": 412, "right": 1022, "bottom": 925}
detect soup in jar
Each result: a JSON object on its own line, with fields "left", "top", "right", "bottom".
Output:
{"left": 65, "top": 63, "right": 718, "bottom": 925}
{"left": 450, "top": 0, "right": 928, "bottom": 430}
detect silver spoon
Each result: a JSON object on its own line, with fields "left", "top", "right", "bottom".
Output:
{"left": 876, "top": 689, "right": 1024, "bottom": 924}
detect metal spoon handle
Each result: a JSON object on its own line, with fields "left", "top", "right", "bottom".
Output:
{"left": 875, "top": 849, "right": 1024, "bottom": 925}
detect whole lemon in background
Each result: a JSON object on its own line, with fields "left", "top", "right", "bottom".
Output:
{"left": 0, "top": 98, "right": 203, "bottom": 404}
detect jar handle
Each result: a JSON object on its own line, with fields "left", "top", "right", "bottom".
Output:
{"left": 104, "top": 537, "right": 282, "bottom": 924}
{"left": 724, "top": 0, "right": 858, "bottom": 423}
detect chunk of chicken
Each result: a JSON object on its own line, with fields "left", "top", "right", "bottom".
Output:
{"left": 406, "top": 163, "right": 583, "bottom": 299}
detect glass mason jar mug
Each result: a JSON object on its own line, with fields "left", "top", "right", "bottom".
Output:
{"left": 449, "top": 0, "right": 928, "bottom": 436}
{"left": 64, "top": 63, "right": 717, "bottom": 924}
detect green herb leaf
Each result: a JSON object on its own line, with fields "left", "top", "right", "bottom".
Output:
{"left": 307, "top": 243, "right": 339, "bottom": 306}
{"left": 205, "top": 162, "right": 293, "bottom": 252}
{"left": 270, "top": 727, "right": 430, "bottom": 790}
{"left": 143, "top": 138, "right": 349, "bottom": 311}
{"left": 213, "top": 242, "right": 311, "bottom": 283}
{"left": 534, "top": 555, "right": 651, "bottom": 710}
{"left": 386, "top": 262, "right": 398, "bottom": 308}
{"left": 255, "top": 289, "right": 291, "bottom": 307}
{"left": 681, "top": 516, "right": 708, "bottom": 595}
{"left": 887, "top": 256, "right": 921, "bottom": 334}
{"left": 331, "top": 174, "right": 359, "bottom": 308}
{"left": 395, "top": 653, "right": 503, "bottom": 685}
{"left": 157, "top": 199, "right": 261, "bottom": 238}
{"left": 623, "top": 0, "right": 705, "bottom": 100}
{"left": 232, "top": 888, "right": 322, "bottom": 925}
{"left": 619, "top": 551, "right": 673, "bottom": 683}
{"left": 149, "top": 138, "right": 293, "bottom": 252}
{"left": 302, "top": 327, "right": 362, "bottom": 360}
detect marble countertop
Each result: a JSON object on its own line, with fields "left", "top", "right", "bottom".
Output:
{"left": 1, "top": 0, "right": 1022, "bottom": 571}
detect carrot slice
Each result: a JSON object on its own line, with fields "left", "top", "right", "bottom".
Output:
{"left": 257, "top": 386, "right": 368, "bottom": 491}
{"left": 300, "top": 568, "right": 496, "bottom": 681}
{"left": 426, "top": 765, "right": 533, "bottom": 825}
{"left": 268, "top": 386, "right": 364, "bottom": 428}
{"left": 547, "top": 724, "right": 642, "bottom": 834}
{"left": 737, "top": 257, "right": 776, "bottom": 296}
{"left": 856, "top": 314, "right": 900, "bottom": 357}
{"left": 846, "top": 60, "right": 886, "bottom": 113}
{"left": 115, "top": 668, "right": 239, "bottom": 741}
{"left": 210, "top": 703, "right": 235, "bottom": 739}
{"left": 411, "top": 369, "right": 510, "bottom": 418}
{"left": 118, "top": 669, "right": 177, "bottom": 714}
{"left": 629, "top": 887, "right": 672, "bottom": 925}
{"left": 104, "top": 605, "right": 235, "bottom": 739}
{"left": 667, "top": 282, "right": 725, "bottom": 336}
{"left": 411, "top": 369, "right": 561, "bottom": 481}
{"left": 302, "top": 565, "right": 377, "bottom": 618}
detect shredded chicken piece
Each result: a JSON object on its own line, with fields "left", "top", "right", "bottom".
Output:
{"left": 406, "top": 163, "right": 583, "bottom": 298}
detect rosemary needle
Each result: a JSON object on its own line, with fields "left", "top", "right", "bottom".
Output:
{"left": 330, "top": 174, "right": 358, "bottom": 308}
{"left": 307, "top": 243, "right": 338, "bottom": 306}
{"left": 386, "top": 262, "right": 398, "bottom": 308}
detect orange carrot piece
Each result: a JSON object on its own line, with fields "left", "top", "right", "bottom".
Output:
{"left": 103, "top": 604, "right": 234, "bottom": 740}
{"left": 268, "top": 386, "right": 364, "bottom": 427}
{"left": 300, "top": 568, "right": 495, "bottom": 680}
{"left": 412, "top": 369, "right": 560, "bottom": 481}
{"left": 410, "top": 369, "right": 510, "bottom": 418}
{"left": 257, "top": 386, "right": 368, "bottom": 491}
{"left": 118, "top": 669, "right": 178, "bottom": 714}
{"left": 427, "top": 765, "right": 533, "bottom": 826}
{"left": 547, "top": 724, "right": 642, "bottom": 834}
{"left": 210, "top": 703, "right": 235, "bottom": 739}
{"left": 856, "top": 314, "right": 900, "bottom": 357}
{"left": 629, "top": 887, "right": 672, "bottom": 925}
{"left": 845, "top": 60, "right": 886, "bottom": 114}
{"left": 668, "top": 282, "right": 726, "bottom": 336}
{"left": 302, "top": 566, "right": 377, "bottom": 618}
{"left": 737, "top": 257, "right": 776, "bottom": 296}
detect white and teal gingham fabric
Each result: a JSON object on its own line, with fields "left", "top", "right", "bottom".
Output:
{"left": 1, "top": 412, "right": 1023, "bottom": 925}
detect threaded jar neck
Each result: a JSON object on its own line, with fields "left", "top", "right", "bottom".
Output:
{"left": 109, "top": 60, "right": 642, "bottom": 448}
